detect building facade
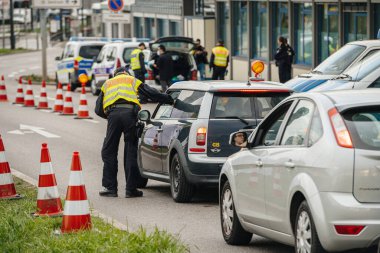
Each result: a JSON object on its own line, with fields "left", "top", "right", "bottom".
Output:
{"left": 215, "top": 0, "right": 380, "bottom": 81}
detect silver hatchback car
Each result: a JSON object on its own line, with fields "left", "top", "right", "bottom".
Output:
{"left": 219, "top": 89, "right": 380, "bottom": 253}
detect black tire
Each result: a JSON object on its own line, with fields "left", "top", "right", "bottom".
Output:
{"left": 91, "top": 76, "right": 100, "bottom": 96}
{"left": 220, "top": 181, "right": 252, "bottom": 245}
{"left": 170, "top": 153, "right": 195, "bottom": 203}
{"left": 294, "top": 201, "right": 326, "bottom": 253}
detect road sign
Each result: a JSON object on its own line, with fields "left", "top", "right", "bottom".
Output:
{"left": 108, "top": 0, "right": 124, "bottom": 12}
{"left": 32, "top": 0, "right": 81, "bottom": 9}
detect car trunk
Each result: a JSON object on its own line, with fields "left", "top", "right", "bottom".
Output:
{"left": 343, "top": 106, "right": 380, "bottom": 203}
{"left": 207, "top": 91, "right": 290, "bottom": 157}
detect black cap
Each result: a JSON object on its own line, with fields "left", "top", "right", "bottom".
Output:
{"left": 114, "top": 67, "right": 127, "bottom": 76}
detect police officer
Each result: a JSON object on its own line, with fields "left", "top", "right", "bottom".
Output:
{"left": 130, "top": 43, "right": 148, "bottom": 103}
{"left": 99, "top": 67, "right": 173, "bottom": 198}
{"left": 210, "top": 40, "right": 229, "bottom": 80}
{"left": 275, "top": 36, "right": 293, "bottom": 83}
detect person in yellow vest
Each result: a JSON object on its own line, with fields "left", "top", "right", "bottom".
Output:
{"left": 130, "top": 43, "right": 148, "bottom": 104}
{"left": 210, "top": 39, "right": 229, "bottom": 80}
{"left": 99, "top": 67, "right": 173, "bottom": 198}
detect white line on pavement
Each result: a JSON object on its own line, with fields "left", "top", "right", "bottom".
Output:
{"left": 29, "top": 66, "right": 40, "bottom": 70}
{"left": 84, "top": 119, "right": 99, "bottom": 124}
{"left": 19, "top": 69, "right": 26, "bottom": 73}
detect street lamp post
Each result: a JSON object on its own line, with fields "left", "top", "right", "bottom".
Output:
{"left": 9, "top": 0, "right": 15, "bottom": 49}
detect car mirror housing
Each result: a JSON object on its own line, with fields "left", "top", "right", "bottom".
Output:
{"left": 229, "top": 131, "right": 248, "bottom": 148}
{"left": 138, "top": 110, "right": 151, "bottom": 121}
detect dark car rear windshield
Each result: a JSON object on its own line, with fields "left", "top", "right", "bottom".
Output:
{"left": 210, "top": 92, "right": 290, "bottom": 119}
{"left": 79, "top": 45, "right": 103, "bottom": 59}
{"left": 343, "top": 106, "right": 380, "bottom": 150}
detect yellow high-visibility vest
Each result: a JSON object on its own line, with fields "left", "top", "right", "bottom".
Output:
{"left": 130, "top": 49, "right": 142, "bottom": 70}
{"left": 101, "top": 74, "right": 142, "bottom": 110}
{"left": 212, "top": 46, "right": 229, "bottom": 67}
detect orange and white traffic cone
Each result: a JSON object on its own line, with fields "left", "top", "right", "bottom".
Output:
{"left": 13, "top": 77, "right": 24, "bottom": 105}
{"left": 60, "top": 84, "right": 76, "bottom": 116}
{"left": 75, "top": 85, "right": 92, "bottom": 119}
{"left": 24, "top": 78, "right": 35, "bottom": 107}
{"left": 33, "top": 143, "right": 63, "bottom": 217}
{"left": 61, "top": 151, "right": 91, "bottom": 233}
{"left": 0, "top": 135, "right": 22, "bottom": 200}
{"left": 36, "top": 80, "right": 51, "bottom": 110}
{"left": 53, "top": 82, "right": 64, "bottom": 113}
{"left": 0, "top": 75, "right": 8, "bottom": 102}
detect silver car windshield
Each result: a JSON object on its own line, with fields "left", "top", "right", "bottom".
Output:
{"left": 343, "top": 51, "right": 380, "bottom": 81}
{"left": 313, "top": 44, "right": 366, "bottom": 75}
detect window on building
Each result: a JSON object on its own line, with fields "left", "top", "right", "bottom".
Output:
{"left": 374, "top": 4, "right": 380, "bottom": 38}
{"left": 317, "top": 4, "right": 339, "bottom": 64}
{"left": 344, "top": 3, "right": 368, "bottom": 43}
{"left": 294, "top": 3, "right": 312, "bottom": 65}
{"left": 272, "top": 2, "right": 288, "bottom": 58}
{"left": 134, "top": 17, "right": 143, "bottom": 38}
{"left": 157, "top": 19, "right": 169, "bottom": 38}
{"left": 123, "top": 24, "right": 130, "bottom": 38}
{"left": 112, "top": 23, "right": 119, "bottom": 38}
{"left": 145, "top": 18, "right": 156, "bottom": 39}
{"left": 217, "top": 2, "right": 231, "bottom": 50}
{"left": 195, "top": 0, "right": 205, "bottom": 15}
{"left": 251, "top": 1, "right": 268, "bottom": 59}
{"left": 169, "top": 21, "right": 181, "bottom": 36}
{"left": 232, "top": 1, "right": 248, "bottom": 57}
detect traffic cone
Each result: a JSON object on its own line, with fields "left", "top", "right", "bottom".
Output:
{"left": 36, "top": 80, "right": 51, "bottom": 110}
{"left": 75, "top": 85, "right": 92, "bottom": 119}
{"left": 13, "top": 77, "right": 24, "bottom": 105}
{"left": 0, "top": 135, "right": 22, "bottom": 200}
{"left": 60, "top": 84, "right": 76, "bottom": 116}
{"left": 61, "top": 152, "right": 91, "bottom": 233}
{"left": 0, "top": 75, "right": 8, "bottom": 102}
{"left": 24, "top": 78, "right": 35, "bottom": 107}
{"left": 33, "top": 143, "right": 63, "bottom": 217}
{"left": 53, "top": 82, "right": 64, "bottom": 113}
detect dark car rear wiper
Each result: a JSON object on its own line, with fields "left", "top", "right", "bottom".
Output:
{"left": 310, "top": 70, "right": 323, "bottom": 75}
{"left": 222, "top": 116, "right": 250, "bottom": 125}
{"left": 333, "top": 73, "right": 352, "bottom": 80}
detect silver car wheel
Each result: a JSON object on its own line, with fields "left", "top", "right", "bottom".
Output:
{"left": 173, "top": 163, "right": 181, "bottom": 192}
{"left": 296, "top": 211, "right": 312, "bottom": 253}
{"left": 222, "top": 188, "right": 234, "bottom": 236}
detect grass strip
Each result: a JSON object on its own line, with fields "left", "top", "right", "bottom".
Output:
{"left": 0, "top": 178, "right": 189, "bottom": 253}
{"left": 0, "top": 48, "right": 33, "bottom": 56}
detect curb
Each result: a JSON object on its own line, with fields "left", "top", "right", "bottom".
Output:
{"left": 11, "top": 168, "right": 129, "bottom": 231}
{"left": 16, "top": 76, "right": 56, "bottom": 86}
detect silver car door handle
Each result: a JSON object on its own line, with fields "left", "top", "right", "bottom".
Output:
{"left": 285, "top": 161, "right": 295, "bottom": 169}
{"left": 255, "top": 160, "right": 263, "bottom": 167}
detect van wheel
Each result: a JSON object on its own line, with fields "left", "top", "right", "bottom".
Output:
{"left": 170, "top": 153, "right": 194, "bottom": 203}
{"left": 91, "top": 77, "right": 100, "bottom": 96}
{"left": 295, "top": 201, "right": 326, "bottom": 253}
{"left": 221, "top": 181, "right": 252, "bottom": 245}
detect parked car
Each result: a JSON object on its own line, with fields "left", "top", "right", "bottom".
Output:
{"left": 89, "top": 41, "right": 150, "bottom": 95}
{"left": 55, "top": 37, "right": 106, "bottom": 91}
{"left": 311, "top": 51, "right": 380, "bottom": 91}
{"left": 285, "top": 40, "right": 380, "bottom": 92}
{"left": 137, "top": 80, "right": 292, "bottom": 202}
{"left": 146, "top": 36, "right": 199, "bottom": 87}
{"left": 220, "top": 89, "right": 380, "bottom": 252}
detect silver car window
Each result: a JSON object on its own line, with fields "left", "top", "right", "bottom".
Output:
{"left": 153, "top": 91, "right": 180, "bottom": 119}
{"left": 281, "top": 100, "right": 315, "bottom": 146}
{"left": 307, "top": 108, "right": 323, "bottom": 146}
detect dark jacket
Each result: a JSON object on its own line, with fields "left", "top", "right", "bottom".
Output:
{"left": 157, "top": 52, "right": 174, "bottom": 81}
{"left": 138, "top": 51, "right": 146, "bottom": 73}
{"left": 192, "top": 45, "right": 208, "bottom": 65}
{"left": 274, "top": 43, "right": 288, "bottom": 66}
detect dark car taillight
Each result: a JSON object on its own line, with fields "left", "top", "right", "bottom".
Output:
{"left": 196, "top": 127, "right": 207, "bottom": 146}
{"left": 328, "top": 108, "right": 353, "bottom": 148}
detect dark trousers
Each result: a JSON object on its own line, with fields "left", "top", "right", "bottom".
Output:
{"left": 278, "top": 64, "right": 291, "bottom": 83}
{"left": 212, "top": 66, "right": 226, "bottom": 80}
{"left": 101, "top": 107, "right": 139, "bottom": 192}
{"left": 134, "top": 70, "right": 147, "bottom": 102}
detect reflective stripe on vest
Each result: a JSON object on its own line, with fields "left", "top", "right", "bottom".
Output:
{"left": 212, "top": 46, "right": 229, "bottom": 67}
{"left": 101, "top": 74, "right": 141, "bottom": 110}
{"left": 130, "top": 49, "right": 142, "bottom": 70}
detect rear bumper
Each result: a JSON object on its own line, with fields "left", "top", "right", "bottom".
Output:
{"left": 316, "top": 192, "right": 380, "bottom": 251}
{"left": 183, "top": 154, "right": 227, "bottom": 185}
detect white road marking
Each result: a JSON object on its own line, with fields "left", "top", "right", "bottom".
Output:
{"left": 47, "top": 97, "right": 55, "bottom": 101}
{"left": 8, "top": 130, "right": 24, "bottom": 135}
{"left": 19, "top": 124, "right": 61, "bottom": 138}
{"left": 29, "top": 66, "right": 40, "bottom": 70}
{"left": 84, "top": 119, "right": 99, "bottom": 124}
{"left": 19, "top": 69, "right": 26, "bottom": 73}
{"left": 39, "top": 109, "right": 51, "bottom": 113}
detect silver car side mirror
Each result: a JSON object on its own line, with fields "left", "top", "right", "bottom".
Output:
{"left": 138, "top": 110, "right": 151, "bottom": 121}
{"left": 229, "top": 131, "right": 248, "bottom": 148}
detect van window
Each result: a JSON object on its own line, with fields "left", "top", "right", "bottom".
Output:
{"left": 79, "top": 45, "right": 103, "bottom": 59}
{"left": 369, "top": 77, "right": 380, "bottom": 88}
{"left": 154, "top": 91, "right": 180, "bottom": 119}
{"left": 63, "top": 45, "right": 74, "bottom": 59}
{"left": 123, "top": 48, "right": 134, "bottom": 63}
{"left": 106, "top": 47, "right": 117, "bottom": 62}
{"left": 344, "top": 107, "right": 380, "bottom": 150}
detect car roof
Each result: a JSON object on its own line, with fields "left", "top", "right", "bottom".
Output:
{"left": 67, "top": 41, "right": 106, "bottom": 46}
{"left": 347, "top": 40, "right": 380, "bottom": 47}
{"left": 103, "top": 41, "right": 148, "bottom": 48}
{"left": 168, "top": 80, "right": 292, "bottom": 92}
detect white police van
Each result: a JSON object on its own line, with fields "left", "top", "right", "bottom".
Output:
{"left": 89, "top": 40, "right": 150, "bottom": 96}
